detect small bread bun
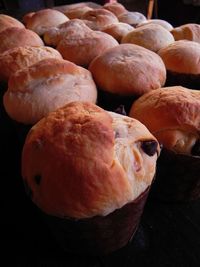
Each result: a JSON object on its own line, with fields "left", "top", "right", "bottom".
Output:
{"left": 102, "top": 22, "right": 134, "bottom": 42}
{"left": 0, "top": 14, "right": 24, "bottom": 33}
{"left": 63, "top": 6, "right": 93, "bottom": 19}
{"left": 121, "top": 24, "right": 174, "bottom": 52}
{"left": 22, "top": 12, "right": 35, "bottom": 25}
{"left": 171, "top": 23, "right": 200, "bottom": 43}
{"left": 44, "top": 19, "right": 89, "bottom": 47}
{"left": 137, "top": 19, "right": 173, "bottom": 31}
{"left": 57, "top": 30, "right": 118, "bottom": 67}
{"left": 118, "top": 11, "right": 147, "bottom": 27}
{"left": 81, "top": 9, "right": 118, "bottom": 30}
{"left": 103, "top": 2, "right": 127, "bottom": 17}
{"left": 0, "top": 27, "right": 44, "bottom": 54}
{"left": 25, "top": 9, "right": 69, "bottom": 36}
{"left": 89, "top": 44, "right": 166, "bottom": 96}
{"left": 3, "top": 59, "right": 97, "bottom": 124}
{"left": 0, "top": 46, "right": 62, "bottom": 82}
{"left": 158, "top": 40, "right": 200, "bottom": 74}
{"left": 129, "top": 86, "right": 200, "bottom": 155}
{"left": 22, "top": 101, "right": 159, "bottom": 219}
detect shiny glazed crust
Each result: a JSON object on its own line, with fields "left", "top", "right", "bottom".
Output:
{"left": 25, "top": 9, "right": 69, "bottom": 35}
{"left": 158, "top": 40, "right": 200, "bottom": 74}
{"left": 22, "top": 101, "right": 159, "bottom": 219}
{"left": 3, "top": 59, "right": 97, "bottom": 124}
{"left": 129, "top": 86, "right": 200, "bottom": 154}
{"left": 0, "top": 46, "right": 62, "bottom": 81}
{"left": 89, "top": 44, "right": 166, "bottom": 96}
{"left": 0, "top": 27, "right": 44, "bottom": 54}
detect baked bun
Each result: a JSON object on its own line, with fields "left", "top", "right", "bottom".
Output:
{"left": 118, "top": 11, "right": 147, "bottom": 27}
{"left": 57, "top": 30, "right": 118, "bottom": 67}
{"left": 129, "top": 86, "right": 200, "bottom": 155}
{"left": 171, "top": 23, "right": 200, "bottom": 43}
{"left": 44, "top": 19, "right": 89, "bottom": 47}
{"left": 24, "top": 9, "right": 69, "bottom": 36}
{"left": 3, "top": 58, "right": 97, "bottom": 124}
{"left": 0, "top": 27, "right": 44, "bottom": 54}
{"left": 81, "top": 9, "right": 118, "bottom": 30}
{"left": 22, "top": 101, "right": 160, "bottom": 219}
{"left": 121, "top": 24, "right": 174, "bottom": 52}
{"left": 63, "top": 6, "right": 93, "bottom": 19}
{"left": 102, "top": 22, "right": 134, "bottom": 42}
{"left": 0, "top": 14, "right": 24, "bottom": 33}
{"left": 137, "top": 19, "right": 173, "bottom": 31}
{"left": 89, "top": 44, "right": 166, "bottom": 96}
{"left": 103, "top": 2, "right": 127, "bottom": 17}
{"left": 0, "top": 46, "right": 62, "bottom": 82}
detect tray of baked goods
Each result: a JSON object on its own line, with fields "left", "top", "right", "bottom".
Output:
{"left": 0, "top": 1, "right": 200, "bottom": 266}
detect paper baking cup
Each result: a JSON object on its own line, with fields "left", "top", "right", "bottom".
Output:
{"left": 39, "top": 187, "right": 150, "bottom": 255}
{"left": 150, "top": 148, "right": 200, "bottom": 202}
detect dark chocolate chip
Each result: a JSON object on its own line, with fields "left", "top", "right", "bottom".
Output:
{"left": 141, "top": 140, "right": 158, "bottom": 156}
{"left": 23, "top": 180, "right": 33, "bottom": 198}
{"left": 34, "top": 175, "right": 42, "bottom": 185}
{"left": 191, "top": 140, "right": 200, "bottom": 156}
{"left": 114, "top": 105, "right": 127, "bottom": 116}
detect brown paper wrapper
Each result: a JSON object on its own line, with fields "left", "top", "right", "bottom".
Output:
{"left": 97, "top": 89, "right": 138, "bottom": 114}
{"left": 150, "top": 148, "right": 200, "bottom": 202}
{"left": 39, "top": 187, "right": 150, "bottom": 256}
{"left": 165, "top": 70, "right": 200, "bottom": 90}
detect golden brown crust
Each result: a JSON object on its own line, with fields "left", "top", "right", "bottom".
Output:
{"left": 81, "top": 8, "right": 119, "bottom": 30}
{"left": 121, "top": 24, "right": 174, "bottom": 52}
{"left": 0, "top": 46, "right": 62, "bottom": 81}
{"left": 26, "top": 9, "right": 69, "bottom": 35}
{"left": 118, "top": 11, "right": 147, "bottom": 27}
{"left": 3, "top": 58, "right": 97, "bottom": 124}
{"left": 22, "top": 101, "right": 159, "bottom": 218}
{"left": 137, "top": 19, "right": 173, "bottom": 31}
{"left": 102, "top": 22, "right": 134, "bottom": 42}
{"left": 129, "top": 86, "right": 200, "bottom": 153}
{"left": 89, "top": 44, "right": 166, "bottom": 96}
{"left": 0, "top": 14, "right": 24, "bottom": 33}
{"left": 171, "top": 23, "right": 200, "bottom": 43}
{"left": 0, "top": 27, "right": 44, "bottom": 54}
{"left": 57, "top": 30, "right": 118, "bottom": 67}
{"left": 63, "top": 6, "right": 93, "bottom": 19}
{"left": 103, "top": 2, "right": 127, "bottom": 17}
{"left": 158, "top": 40, "right": 200, "bottom": 74}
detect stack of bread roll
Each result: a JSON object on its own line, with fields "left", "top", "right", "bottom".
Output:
{"left": 1, "top": 1, "right": 200, "bottom": 256}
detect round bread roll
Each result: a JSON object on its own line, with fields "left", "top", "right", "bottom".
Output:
{"left": 0, "top": 46, "right": 62, "bottom": 82}
{"left": 118, "top": 11, "right": 147, "bottom": 27}
{"left": 25, "top": 9, "right": 69, "bottom": 36}
{"left": 102, "top": 22, "right": 134, "bottom": 42}
{"left": 22, "top": 12, "right": 35, "bottom": 25}
{"left": 137, "top": 19, "right": 173, "bottom": 31}
{"left": 3, "top": 58, "right": 97, "bottom": 124}
{"left": 22, "top": 101, "right": 160, "bottom": 219}
{"left": 158, "top": 40, "right": 200, "bottom": 74}
{"left": 63, "top": 6, "right": 93, "bottom": 19}
{"left": 0, "top": 27, "right": 44, "bottom": 54}
{"left": 121, "top": 24, "right": 174, "bottom": 52}
{"left": 171, "top": 23, "right": 200, "bottom": 43}
{"left": 103, "top": 2, "right": 127, "bottom": 17}
{"left": 81, "top": 8, "right": 119, "bottom": 30}
{"left": 0, "top": 14, "right": 24, "bottom": 33}
{"left": 89, "top": 44, "right": 166, "bottom": 96}
{"left": 57, "top": 30, "right": 118, "bottom": 67}
{"left": 129, "top": 86, "right": 200, "bottom": 155}
{"left": 44, "top": 19, "right": 93, "bottom": 47}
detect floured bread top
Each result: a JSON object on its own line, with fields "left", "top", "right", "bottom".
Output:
{"left": 22, "top": 102, "right": 159, "bottom": 219}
